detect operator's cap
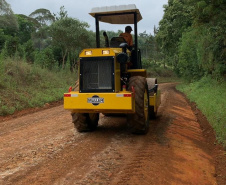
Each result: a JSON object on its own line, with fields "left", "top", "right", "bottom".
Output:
{"left": 125, "top": 26, "right": 133, "bottom": 32}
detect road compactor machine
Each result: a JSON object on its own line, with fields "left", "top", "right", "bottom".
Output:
{"left": 64, "top": 4, "right": 161, "bottom": 134}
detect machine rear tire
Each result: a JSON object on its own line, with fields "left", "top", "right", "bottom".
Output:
{"left": 72, "top": 113, "right": 99, "bottom": 132}
{"left": 127, "top": 76, "right": 150, "bottom": 134}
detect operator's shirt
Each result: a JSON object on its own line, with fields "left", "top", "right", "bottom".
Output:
{"left": 119, "top": 32, "right": 133, "bottom": 46}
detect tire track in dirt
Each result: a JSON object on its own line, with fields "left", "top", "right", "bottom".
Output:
{"left": 1, "top": 112, "right": 128, "bottom": 185}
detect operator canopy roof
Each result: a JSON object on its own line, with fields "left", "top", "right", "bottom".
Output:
{"left": 89, "top": 4, "right": 142, "bottom": 24}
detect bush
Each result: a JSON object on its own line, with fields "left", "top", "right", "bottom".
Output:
{"left": 178, "top": 23, "right": 226, "bottom": 82}
{"left": 34, "top": 47, "right": 55, "bottom": 69}
{"left": 23, "top": 40, "right": 35, "bottom": 63}
{"left": 178, "top": 28, "right": 204, "bottom": 81}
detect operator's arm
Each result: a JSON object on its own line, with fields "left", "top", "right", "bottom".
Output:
{"left": 128, "top": 34, "right": 133, "bottom": 46}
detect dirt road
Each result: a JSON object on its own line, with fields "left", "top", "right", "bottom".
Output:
{"left": 0, "top": 83, "right": 225, "bottom": 185}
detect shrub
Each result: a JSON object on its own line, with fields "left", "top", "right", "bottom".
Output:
{"left": 34, "top": 47, "right": 55, "bottom": 69}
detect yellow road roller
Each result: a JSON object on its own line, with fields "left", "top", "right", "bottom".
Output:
{"left": 64, "top": 4, "right": 161, "bottom": 134}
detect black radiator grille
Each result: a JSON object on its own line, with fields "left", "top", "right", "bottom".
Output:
{"left": 80, "top": 57, "right": 114, "bottom": 92}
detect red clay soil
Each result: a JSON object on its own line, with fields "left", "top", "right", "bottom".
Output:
{"left": 0, "top": 83, "right": 225, "bottom": 185}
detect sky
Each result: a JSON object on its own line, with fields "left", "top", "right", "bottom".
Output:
{"left": 7, "top": 0, "right": 168, "bottom": 35}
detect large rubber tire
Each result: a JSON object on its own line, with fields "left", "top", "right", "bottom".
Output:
{"left": 127, "top": 76, "right": 150, "bottom": 134}
{"left": 72, "top": 113, "right": 99, "bottom": 132}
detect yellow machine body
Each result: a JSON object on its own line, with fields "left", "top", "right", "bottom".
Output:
{"left": 64, "top": 48, "right": 160, "bottom": 115}
{"left": 78, "top": 48, "right": 147, "bottom": 92}
{"left": 64, "top": 91, "right": 135, "bottom": 113}
{"left": 149, "top": 91, "right": 161, "bottom": 112}
{"left": 64, "top": 90, "right": 160, "bottom": 114}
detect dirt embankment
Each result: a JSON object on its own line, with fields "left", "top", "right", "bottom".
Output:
{"left": 0, "top": 83, "right": 225, "bottom": 185}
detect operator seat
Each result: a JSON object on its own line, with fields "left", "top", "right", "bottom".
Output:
{"left": 110, "top": 37, "right": 127, "bottom": 47}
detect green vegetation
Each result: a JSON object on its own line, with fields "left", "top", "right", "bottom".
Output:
{"left": 177, "top": 77, "right": 226, "bottom": 148}
{"left": 156, "top": 0, "right": 226, "bottom": 81}
{"left": 0, "top": 58, "right": 75, "bottom": 115}
{"left": 143, "top": 58, "right": 180, "bottom": 83}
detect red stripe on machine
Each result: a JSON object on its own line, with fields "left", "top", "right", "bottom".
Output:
{"left": 124, "top": 94, "right": 132, "bottom": 97}
{"left": 64, "top": 94, "right": 71, "bottom": 97}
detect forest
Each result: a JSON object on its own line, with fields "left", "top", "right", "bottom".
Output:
{"left": 0, "top": 0, "right": 225, "bottom": 81}
{"left": 0, "top": 1, "right": 155, "bottom": 73}
{"left": 157, "top": 0, "right": 226, "bottom": 81}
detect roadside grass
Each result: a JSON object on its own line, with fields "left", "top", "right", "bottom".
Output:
{"left": 176, "top": 76, "right": 226, "bottom": 149}
{"left": 0, "top": 58, "right": 76, "bottom": 116}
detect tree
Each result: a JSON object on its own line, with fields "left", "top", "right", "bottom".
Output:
{"left": 0, "top": 0, "right": 19, "bottom": 55}
{"left": 2, "top": 36, "right": 19, "bottom": 58}
{"left": 138, "top": 31, "right": 149, "bottom": 58}
{"left": 32, "top": 25, "right": 50, "bottom": 50}
{"left": 0, "top": 29, "right": 6, "bottom": 50}
{"left": 24, "top": 39, "right": 35, "bottom": 62}
{"left": 185, "top": 0, "right": 226, "bottom": 80}
{"left": 50, "top": 17, "right": 90, "bottom": 69}
{"left": 157, "top": 0, "right": 226, "bottom": 80}
{"left": 34, "top": 47, "right": 55, "bottom": 69}
{"left": 29, "top": 8, "right": 55, "bottom": 26}
{"left": 156, "top": 0, "right": 194, "bottom": 69}
{"left": 0, "top": 0, "right": 18, "bottom": 30}
{"left": 54, "top": 6, "right": 68, "bottom": 21}
{"left": 29, "top": 8, "right": 55, "bottom": 51}
{"left": 16, "top": 14, "right": 36, "bottom": 44}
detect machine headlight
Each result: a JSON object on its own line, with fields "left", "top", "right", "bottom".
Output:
{"left": 85, "top": 51, "right": 92, "bottom": 55}
{"left": 102, "top": 50, "right": 110, "bottom": 55}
